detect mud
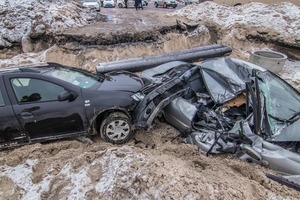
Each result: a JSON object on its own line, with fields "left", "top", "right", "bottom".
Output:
{"left": 0, "top": 123, "right": 299, "bottom": 199}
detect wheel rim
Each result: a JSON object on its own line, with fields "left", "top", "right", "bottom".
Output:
{"left": 105, "top": 119, "right": 130, "bottom": 141}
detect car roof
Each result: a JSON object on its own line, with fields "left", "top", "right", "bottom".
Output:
{"left": 0, "top": 62, "right": 64, "bottom": 75}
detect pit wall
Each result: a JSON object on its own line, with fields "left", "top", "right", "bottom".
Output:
{"left": 45, "top": 31, "right": 211, "bottom": 71}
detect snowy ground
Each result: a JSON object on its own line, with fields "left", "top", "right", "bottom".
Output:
{"left": 0, "top": 0, "right": 95, "bottom": 51}
{"left": 170, "top": 2, "right": 300, "bottom": 47}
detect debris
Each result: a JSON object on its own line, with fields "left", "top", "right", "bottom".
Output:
{"left": 266, "top": 173, "right": 300, "bottom": 192}
{"left": 96, "top": 44, "right": 232, "bottom": 73}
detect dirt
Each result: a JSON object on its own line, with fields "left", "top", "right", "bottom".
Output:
{"left": 0, "top": 1, "right": 300, "bottom": 199}
{"left": 1, "top": 123, "right": 299, "bottom": 199}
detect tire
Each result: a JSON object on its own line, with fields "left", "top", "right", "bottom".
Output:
{"left": 173, "top": 5, "right": 176, "bottom": 8}
{"left": 100, "top": 112, "right": 133, "bottom": 144}
{"left": 164, "top": 3, "right": 167, "bottom": 8}
{"left": 155, "top": 2, "right": 158, "bottom": 7}
{"left": 118, "top": 3, "right": 123, "bottom": 8}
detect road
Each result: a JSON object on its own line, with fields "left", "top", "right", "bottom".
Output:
{"left": 102, "top": 0, "right": 185, "bottom": 12}
{"left": 65, "top": 1, "right": 186, "bottom": 37}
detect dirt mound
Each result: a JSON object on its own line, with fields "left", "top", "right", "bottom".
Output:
{"left": 170, "top": 2, "right": 300, "bottom": 48}
{"left": 0, "top": 123, "right": 299, "bottom": 199}
{"left": 0, "top": 0, "right": 98, "bottom": 57}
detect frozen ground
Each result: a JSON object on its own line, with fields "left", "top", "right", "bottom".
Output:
{"left": 0, "top": 1, "right": 300, "bottom": 199}
{"left": 0, "top": 0, "right": 96, "bottom": 55}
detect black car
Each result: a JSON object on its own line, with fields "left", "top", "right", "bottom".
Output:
{"left": 0, "top": 62, "right": 143, "bottom": 148}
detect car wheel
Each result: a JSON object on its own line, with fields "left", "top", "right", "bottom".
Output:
{"left": 154, "top": 2, "right": 158, "bottom": 7}
{"left": 100, "top": 112, "right": 133, "bottom": 144}
{"left": 164, "top": 3, "right": 167, "bottom": 8}
{"left": 118, "top": 3, "right": 123, "bottom": 8}
{"left": 234, "top": 3, "right": 242, "bottom": 6}
{"left": 173, "top": 5, "right": 176, "bottom": 8}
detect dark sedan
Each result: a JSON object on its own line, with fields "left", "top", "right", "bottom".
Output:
{"left": 0, "top": 62, "right": 143, "bottom": 149}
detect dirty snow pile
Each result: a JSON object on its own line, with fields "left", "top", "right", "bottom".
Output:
{"left": 0, "top": 0, "right": 95, "bottom": 50}
{"left": 170, "top": 2, "right": 300, "bottom": 48}
{"left": 170, "top": 1, "right": 300, "bottom": 90}
{"left": 1, "top": 124, "right": 300, "bottom": 199}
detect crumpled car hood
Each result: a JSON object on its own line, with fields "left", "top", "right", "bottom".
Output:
{"left": 200, "top": 58, "right": 265, "bottom": 104}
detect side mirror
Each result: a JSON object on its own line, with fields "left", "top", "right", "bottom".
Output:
{"left": 58, "top": 91, "right": 78, "bottom": 102}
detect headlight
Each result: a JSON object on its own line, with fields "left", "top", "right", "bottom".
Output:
{"left": 131, "top": 92, "right": 145, "bottom": 101}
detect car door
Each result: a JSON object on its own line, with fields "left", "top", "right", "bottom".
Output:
{"left": 4, "top": 74, "right": 88, "bottom": 140}
{"left": 0, "top": 76, "right": 26, "bottom": 145}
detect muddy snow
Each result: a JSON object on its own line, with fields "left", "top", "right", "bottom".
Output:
{"left": 0, "top": 1, "right": 300, "bottom": 199}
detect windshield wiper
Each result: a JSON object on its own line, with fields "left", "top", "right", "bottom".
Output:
{"left": 268, "top": 111, "right": 300, "bottom": 124}
{"left": 288, "top": 111, "right": 300, "bottom": 121}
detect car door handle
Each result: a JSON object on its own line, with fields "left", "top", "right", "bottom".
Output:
{"left": 20, "top": 112, "right": 34, "bottom": 119}
{"left": 22, "top": 106, "right": 40, "bottom": 112}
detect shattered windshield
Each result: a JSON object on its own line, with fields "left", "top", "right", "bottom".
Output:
{"left": 257, "top": 71, "right": 300, "bottom": 137}
{"left": 44, "top": 68, "right": 101, "bottom": 89}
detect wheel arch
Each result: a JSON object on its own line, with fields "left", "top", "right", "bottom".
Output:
{"left": 91, "top": 108, "right": 131, "bottom": 135}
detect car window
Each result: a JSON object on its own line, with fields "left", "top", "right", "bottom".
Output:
{"left": 11, "top": 78, "right": 65, "bottom": 103}
{"left": 44, "top": 68, "right": 100, "bottom": 89}
{"left": 0, "top": 89, "right": 4, "bottom": 106}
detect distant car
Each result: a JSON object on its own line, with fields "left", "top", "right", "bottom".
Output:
{"left": 103, "top": 0, "right": 115, "bottom": 7}
{"left": 184, "top": 0, "right": 199, "bottom": 5}
{"left": 117, "top": 0, "right": 146, "bottom": 8}
{"left": 82, "top": 0, "right": 101, "bottom": 11}
{"left": 154, "top": 0, "right": 177, "bottom": 8}
{"left": 0, "top": 63, "right": 143, "bottom": 149}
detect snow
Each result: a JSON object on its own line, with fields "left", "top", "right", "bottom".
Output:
{"left": 0, "top": 0, "right": 94, "bottom": 48}
{"left": 0, "top": 146, "right": 147, "bottom": 199}
{"left": 95, "top": 147, "right": 147, "bottom": 197}
{"left": 0, "top": 160, "right": 51, "bottom": 200}
{"left": 169, "top": 2, "right": 300, "bottom": 47}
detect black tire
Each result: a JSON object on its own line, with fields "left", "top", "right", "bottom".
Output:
{"left": 164, "top": 3, "right": 167, "bottom": 8}
{"left": 155, "top": 2, "right": 158, "bottom": 7}
{"left": 118, "top": 3, "right": 123, "bottom": 8}
{"left": 234, "top": 3, "right": 242, "bottom": 6}
{"left": 100, "top": 112, "right": 133, "bottom": 144}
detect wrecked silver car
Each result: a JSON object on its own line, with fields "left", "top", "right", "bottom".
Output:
{"left": 138, "top": 57, "right": 300, "bottom": 176}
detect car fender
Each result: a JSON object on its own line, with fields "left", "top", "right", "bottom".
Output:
{"left": 88, "top": 106, "right": 132, "bottom": 134}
